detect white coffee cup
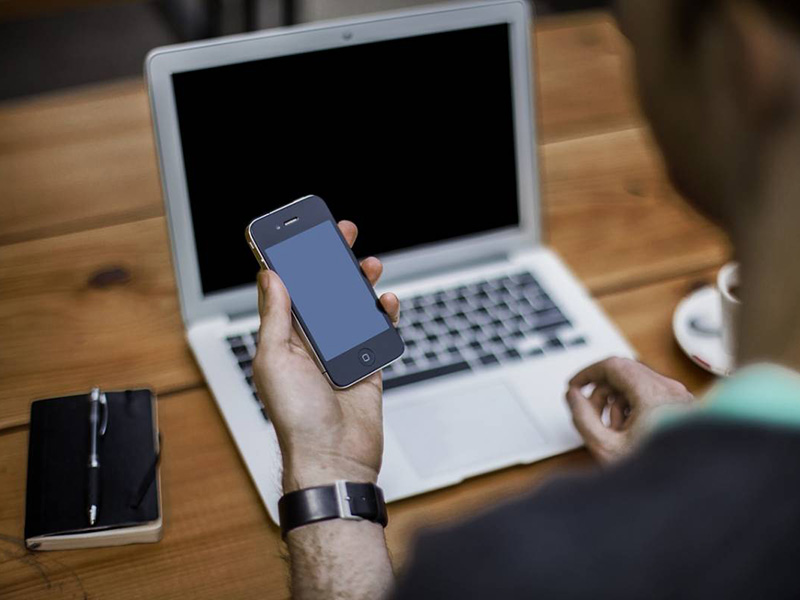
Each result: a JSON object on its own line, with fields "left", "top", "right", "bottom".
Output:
{"left": 717, "top": 262, "right": 741, "bottom": 358}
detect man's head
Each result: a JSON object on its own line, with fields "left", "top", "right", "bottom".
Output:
{"left": 614, "top": 0, "right": 800, "bottom": 232}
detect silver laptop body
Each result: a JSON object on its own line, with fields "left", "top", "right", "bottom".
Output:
{"left": 146, "top": 0, "right": 635, "bottom": 524}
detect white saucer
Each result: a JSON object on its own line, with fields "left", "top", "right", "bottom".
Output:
{"left": 672, "top": 286, "right": 734, "bottom": 377}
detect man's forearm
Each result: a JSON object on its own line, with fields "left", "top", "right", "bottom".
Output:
{"left": 282, "top": 459, "right": 394, "bottom": 600}
{"left": 287, "top": 519, "right": 394, "bottom": 600}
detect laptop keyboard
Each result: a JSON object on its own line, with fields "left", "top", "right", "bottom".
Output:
{"left": 226, "top": 270, "right": 586, "bottom": 421}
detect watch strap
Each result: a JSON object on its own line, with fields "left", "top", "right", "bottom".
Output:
{"left": 278, "top": 480, "right": 388, "bottom": 539}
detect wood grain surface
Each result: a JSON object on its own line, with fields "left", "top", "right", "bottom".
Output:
{"left": 0, "top": 218, "right": 200, "bottom": 430}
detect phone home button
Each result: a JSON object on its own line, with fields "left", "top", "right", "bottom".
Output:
{"left": 358, "top": 348, "right": 376, "bottom": 366}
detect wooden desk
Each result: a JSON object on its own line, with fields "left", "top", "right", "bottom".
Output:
{"left": 0, "top": 12, "right": 729, "bottom": 599}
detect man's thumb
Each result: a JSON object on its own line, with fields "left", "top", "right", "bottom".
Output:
{"left": 257, "top": 270, "right": 292, "bottom": 344}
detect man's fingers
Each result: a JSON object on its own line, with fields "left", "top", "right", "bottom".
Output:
{"left": 338, "top": 220, "right": 358, "bottom": 248}
{"left": 257, "top": 270, "right": 268, "bottom": 316}
{"left": 588, "top": 384, "right": 611, "bottom": 415}
{"left": 257, "top": 270, "right": 293, "bottom": 346}
{"left": 569, "top": 360, "right": 607, "bottom": 388}
{"left": 609, "top": 399, "right": 628, "bottom": 430}
{"left": 361, "top": 257, "right": 383, "bottom": 286}
{"left": 566, "top": 386, "right": 620, "bottom": 454}
{"left": 569, "top": 357, "right": 641, "bottom": 398}
{"left": 380, "top": 292, "right": 400, "bottom": 325}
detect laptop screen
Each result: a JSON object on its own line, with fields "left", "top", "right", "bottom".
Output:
{"left": 172, "top": 23, "right": 520, "bottom": 296}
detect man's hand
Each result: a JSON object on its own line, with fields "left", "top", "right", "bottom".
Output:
{"left": 565, "top": 357, "right": 695, "bottom": 464}
{"left": 252, "top": 220, "right": 399, "bottom": 493}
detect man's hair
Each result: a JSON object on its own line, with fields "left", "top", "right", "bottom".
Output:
{"left": 678, "top": 0, "right": 800, "bottom": 49}
{"left": 759, "top": 0, "right": 800, "bottom": 27}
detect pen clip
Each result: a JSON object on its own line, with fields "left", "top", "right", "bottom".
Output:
{"left": 99, "top": 393, "right": 109, "bottom": 437}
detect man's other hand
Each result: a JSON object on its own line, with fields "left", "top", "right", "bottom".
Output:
{"left": 252, "top": 220, "right": 400, "bottom": 493}
{"left": 566, "top": 357, "right": 695, "bottom": 464}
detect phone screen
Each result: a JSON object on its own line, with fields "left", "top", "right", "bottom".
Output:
{"left": 263, "top": 220, "right": 390, "bottom": 361}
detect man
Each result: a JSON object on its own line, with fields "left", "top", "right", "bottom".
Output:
{"left": 253, "top": 0, "right": 800, "bottom": 597}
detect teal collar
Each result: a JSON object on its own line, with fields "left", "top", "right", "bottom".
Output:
{"left": 656, "top": 364, "right": 800, "bottom": 431}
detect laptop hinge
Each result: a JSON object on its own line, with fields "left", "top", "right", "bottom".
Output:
{"left": 226, "top": 308, "right": 259, "bottom": 323}
{"left": 381, "top": 251, "right": 510, "bottom": 287}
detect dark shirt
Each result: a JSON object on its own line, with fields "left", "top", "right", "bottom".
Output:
{"left": 393, "top": 419, "right": 800, "bottom": 599}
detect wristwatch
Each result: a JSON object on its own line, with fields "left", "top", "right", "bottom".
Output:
{"left": 278, "top": 480, "right": 388, "bottom": 539}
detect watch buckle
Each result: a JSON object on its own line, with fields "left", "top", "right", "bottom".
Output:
{"left": 334, "top": 480, "right": 362, "bottom": 521}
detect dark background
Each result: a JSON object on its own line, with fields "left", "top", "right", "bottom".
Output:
{"left": 0, "top": 0, "right": 611, "bottom": 101}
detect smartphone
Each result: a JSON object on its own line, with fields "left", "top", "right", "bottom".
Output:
{"left": 246, "top": 195, "right": 405, "bottom": 388}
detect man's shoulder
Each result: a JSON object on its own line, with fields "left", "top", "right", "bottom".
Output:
{"left": 395, "top": 420, "right": 800, "bottom": 600}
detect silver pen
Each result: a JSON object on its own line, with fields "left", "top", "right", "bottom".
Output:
{"left": 87, "top": 387, "right": 107, "bottom": 526}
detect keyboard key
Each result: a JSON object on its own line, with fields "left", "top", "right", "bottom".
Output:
{"left": 424, "top": 351, "right": 438, "bottom": 361}
{"left": 232, "top": 345, "right": 250, "bottom": 360}
{"left": 546, "top": 337, "right": 565, "bottom": 350}
{"left": 535, "top": 307, "right": 564, "bottom": 320}
{"left": 568, "top": 336, "right": 587, "bottom": 347}
{"left": 516, "top": 298, "right": 536, "bottom": 312}
{"left": 512, "top": 272, "right": 536, "bottom": 286}
{"left": 497, "top": 275, "right": 513, "bottom": 287}
{"left": 504, "top": 348, "right": 522, "bottom": 361}
{"left": 260, "top": 405, "right": 270, "bottom": 421}
{"left": 226, "top": 335, "right": 244, "bottom": 347}
{"left": 469, "top": 341, "right": 483, "bottom": 351}
{"left": 402, "top": 356, "right": 416, "bottom": 367}
{"left": 534, "top": 299, "right": 557, "bottom": 312}
{"left": 479, "top": 354, "right": 500, "bottom": 366}
{"left": 383, "top": 361, "right": 472, "bottom": 390}
{"left": 534, "top": 319, "right": 571, "bottom": 334}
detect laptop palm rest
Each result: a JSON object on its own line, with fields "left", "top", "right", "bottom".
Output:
{"left": 387, "top": 382, "right": 547, "bottom": 480}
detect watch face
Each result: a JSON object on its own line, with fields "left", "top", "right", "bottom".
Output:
{"left": 277, "top": 481, "right": 387, "bottom": 538}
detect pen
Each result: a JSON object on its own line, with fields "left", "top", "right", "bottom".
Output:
{"left": 87, "top": 387, "right": 106, "bottom": 526}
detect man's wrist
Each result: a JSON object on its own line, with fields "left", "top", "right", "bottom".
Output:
{"left": 282, "top": 455, "right": 379, "bottom": 493}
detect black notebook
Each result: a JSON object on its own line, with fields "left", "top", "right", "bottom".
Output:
{"left": 25, "top": 389, "right": 162, "bottom": 550}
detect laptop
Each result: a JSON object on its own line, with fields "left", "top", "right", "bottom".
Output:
{"left": 146, "top": 0, "right": 635, "bottom": 524}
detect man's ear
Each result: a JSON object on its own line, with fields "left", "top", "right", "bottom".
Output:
{"left": 724, "top": 1, "right": 800, "bottom": 129}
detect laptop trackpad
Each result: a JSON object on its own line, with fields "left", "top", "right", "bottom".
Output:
{"left": 387, "top": 382, "right": 546, "bottom": 480}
